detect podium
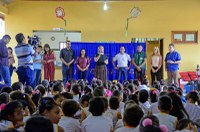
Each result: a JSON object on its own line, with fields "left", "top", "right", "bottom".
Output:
{"left": 179, "top": 72, "right": 198, "bottom": 93}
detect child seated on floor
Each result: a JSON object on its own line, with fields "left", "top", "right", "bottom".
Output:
{"left": 104, "top": 96, "right": 121, "bottom": 128}
{"left": 154, "top": 95, "right": 178, "bottom": 132}
{"left": 115, "top": 104, "right": 144, "bottom": 132}
{"left": 81, "top": 97, "right": 113, "bottom": 132}
{"left": 175, "top": 119, "right": 198, "bottom": 132}
{"left": 58, "top": 99, "right": 82, "bottom": 132}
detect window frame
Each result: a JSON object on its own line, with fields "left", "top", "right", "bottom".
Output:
{"left": 171, "top": 31, "right": 198, "bottom": 44}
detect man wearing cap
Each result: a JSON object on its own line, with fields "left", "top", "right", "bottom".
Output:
{"left": 132, "top": 44, "right": 147, "bottom": 82}
{"left": 0, "top": 35, "right": 11, "bottom": 86}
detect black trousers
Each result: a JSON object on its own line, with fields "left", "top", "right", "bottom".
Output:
{"left": 151, "top": 66, "right": 161, "bottom": 85}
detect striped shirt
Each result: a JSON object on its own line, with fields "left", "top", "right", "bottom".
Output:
{"left": 15, "top": 44, "right": 35, "bottom": 70}
{"left": 185, "top": 103, "right": 200, "bottom": 121}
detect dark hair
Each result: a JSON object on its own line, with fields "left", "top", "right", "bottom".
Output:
{"left": 38, "top": 97, "right": 57, "bottom": 114}
{"left": 124, "top": 100, "right": 136, "bottom": 110}
{"left": 79, "top": 48, "right": 87, "bottom": 58}
{"left": 169, "top": 43, "right": 174, "bottom": 47}
{"left": 112, "top": 90, "right": 123, "bottom": 98}
{"left": 142, "top": 78, "right": 149, "bottom": 85}
{"left": 139, "top": 89, "right": 149, "bottom": 103}
{"left": 149, "top": 90, "right": 158, "bottom": 103}
{"left": 142, "top": 125, "right": 162, "bottom": 132}
{"left": 52, "top": 82, "right": 63, "bottom": 94}
{"left": 8, "top": 47, "right": 13, "bottom": 54}
{"left": 72, "top": 84, "right": 81, "bottom": 98}
{"left": 31, "top": 89, "right": 42, "bottom": 108}
{"left": 101, "top": 97, "right": 108, "bottom": 111}
{"left": 35, "top": 84, "right": 46, "bottom": 96}
{"left": 167, "top": 92, "right": 189, "bottom": 120}
{"left": 53, "top": 93, "right": 63, "bottom": 101}
{"left": 127, "top": 84, "right": 136, "bottom": 93}
{"left": 89, "top": 97, "right": 105, "bottom": 116}
{"left": 80, "top": 95, "right": 91, "bottom": 107}
{"left": 127, "top": 93, "right": 139, "bottom": 104}
{"left": 61, "top": 92, "right": 73, "bottom": 99}
{"left": 1, "top": 87, "right": 12, "bottom": 94}
{"left": 15, "top": 33, "right": 25, "bottom": 43}
{"left": 25, "top": 116, "right": 53, "bottom": 132}
{"left": 0, "top": 93, "right": 9, "bottom": 104}
{"left": 93, "top": 87, "right": 104, "bottom": 97}
{"left": 24, "top": 85, "right": 33, "bottom": 95}
{"left": 109, "top": 96, "right": 119, "bottom": 110}
{"left": 140, "top": 115, "right": 160, "bottom": 132}
{"left": 158, "top": 95, "right": 172, "bottom": 111}
{"left": 178, "top": 118, "right": 194, "bottom": 130}
{"left": 44, "top": 44, "right": 52, "bottom": 55}
{"left": 133, "top": 79, "right": 140, "bottom": 87}
{"left": 83, "top": 85, "right": 92, "bottom": 95}
{"left": 153, "top": 81, "right": 161, "bottom": 91}
{"left": 10, "top": 91, "right": 36, "bottom": 115}
{"left": 186, "top": 91, "right": 199, "bottom": 103}
{"left": 123, "top": 104, "right": 144, "bottom": 127}
{"left": 159, "top": 91, "right": 167, "bottom": 96}
{"left": 38, "top": 45, "right": 42, "bottom": 48}
{"left": 0, "top": 101, "right": 23, "bottom": 121}
{"left": 2, "top": 34, "right": 11, "bottom": 40}
{"left": 12, "top": 82, "right": 23, "bottom": 91}
{"left": 62, "top": 99, "right": 80, "bottom": 117}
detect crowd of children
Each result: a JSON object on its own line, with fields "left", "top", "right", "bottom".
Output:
{"left": 0, "top": 78, "right": 199, "bottom": 132}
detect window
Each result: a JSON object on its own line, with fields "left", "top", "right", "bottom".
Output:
{"left": 0, "top": 14, "right": 5, "bottom": 38}
{"left": 172, "top": 31, "right": 198, "bottom": 44}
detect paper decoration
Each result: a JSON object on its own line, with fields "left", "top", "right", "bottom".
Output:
{"left": 125, "top": 7, "right": 141, "bottom": 37}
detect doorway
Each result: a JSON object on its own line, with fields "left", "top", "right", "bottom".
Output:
{"left": 146, "top": 39, "right": 164, "bottom": 85}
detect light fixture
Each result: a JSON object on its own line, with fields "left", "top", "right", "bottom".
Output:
{"left": 103, "top": 1, "right": 109, "bottom": 11}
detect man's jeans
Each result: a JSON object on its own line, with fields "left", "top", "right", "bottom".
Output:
{"left": 0, "top": 66, "right": 11, "bottom": 86}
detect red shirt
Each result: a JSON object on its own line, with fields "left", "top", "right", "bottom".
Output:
{"left": 76, "top": 57, "right": 90, "bottom": 69}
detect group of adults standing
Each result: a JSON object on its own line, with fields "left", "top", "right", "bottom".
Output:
{"left": 0, "top": 33, "right": 181, "bottom": 88}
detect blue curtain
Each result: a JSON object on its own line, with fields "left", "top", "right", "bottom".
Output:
{"left": 71, "top": 42, "right": 146, "bottom": 82}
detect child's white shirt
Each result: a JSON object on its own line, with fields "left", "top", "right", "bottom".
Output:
{"left": 81, "top": 115, "right": 113, "bottom": 132}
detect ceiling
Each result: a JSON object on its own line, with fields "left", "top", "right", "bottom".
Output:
{"left": 0, "top": 0, "right": 160, "bottom": 6}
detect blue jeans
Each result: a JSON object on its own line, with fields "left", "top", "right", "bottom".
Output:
{"left": 17, "top": 66, "right": 34, "bottom": 88}
{"left": 0, "top": 66, "right": 11, "bottom": 86}
{"left": 62, "top": 65, "right": 74, "bottom": 87}
{"left": 34, "top": 69, "right": 41, "bottom": 88}
{"left": 78, "top": 70, "right": 88, "bottom": 80}
{"left": 9, "top": 65, "right": 14, "bottom": 77}
{"left": 134, "top": 68, "right": 146, "bottom": 82}
{"left": 117, "top": 67, "right": 128, "bottom": 82}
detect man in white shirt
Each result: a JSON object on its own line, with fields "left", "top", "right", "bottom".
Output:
{"left": 113, "top": 46, "right": 131, "bottom": 82}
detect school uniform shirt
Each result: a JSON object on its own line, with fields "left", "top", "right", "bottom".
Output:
{"left": 115, "top": 119, "right": 124, "bottom": 131}
{"left": 185, "top": 103, "right": 200, "bottom": 121}
{"left": 139, "top": 101, "right": 151, "bottom": 115}
{"left": 154, "top": 113, "right": 177, "bottom": 132}
{"left": 58, "top": 116, "right": 82, "bottom": 132}
{"left": 0, "top": 120, "right": 14, "bottom": 131}
{"left": 81, "top": 115, "right": 113, "bottom": 132}
{"left": 150, "top": 102, "right": 159, "bottom": 114}
{"left": 83, "top": 107, "right": 91, "bottom": 117}
{"left": 104, "top": 109, "right": 120, "bottom": 127}
{"left": 73, "top": 94, "right": 80, "bottom": 102}
{"left": 115, "top": 126, "right": 139, "bottom": 132}
{"left": 119, "top": 102, "right": 125, "bottom": 117}
{"left": 175, "top": 130, "right": 192, "bottom": 132}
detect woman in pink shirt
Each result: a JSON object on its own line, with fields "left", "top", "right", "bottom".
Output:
{"left": 76, "top": 49, "right": 90, "bottom": 80}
